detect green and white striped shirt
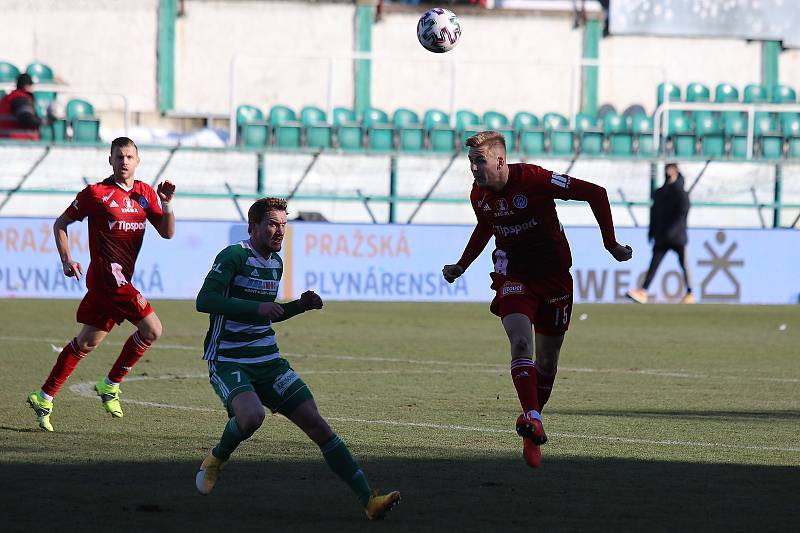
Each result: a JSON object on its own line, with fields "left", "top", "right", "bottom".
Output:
{"left": 199, "top": 240, "right": 285, "bottom": 364}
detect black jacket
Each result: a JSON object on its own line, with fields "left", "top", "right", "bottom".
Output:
{"left": 648, "top": 174, "right": 690, "bottom": 247}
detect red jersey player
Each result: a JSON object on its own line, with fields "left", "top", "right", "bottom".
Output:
{"left": 442, "top": 131, "right": 632, "bottom": 468}
{"left": 27, "top": 137, "right": 176, "bottom": 432}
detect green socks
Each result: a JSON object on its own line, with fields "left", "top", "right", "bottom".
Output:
{"left": 212, "top": 416, "right": 245, "bottom": 461}
{"left": 320, "top": 434, "right": 372, "bottom": 506}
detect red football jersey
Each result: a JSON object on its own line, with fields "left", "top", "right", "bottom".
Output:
{"left": 457, "top": 163, "right": 618, "bottom": 279}
{"left": 64, "top": 177, "right": 163, "bottom": 290}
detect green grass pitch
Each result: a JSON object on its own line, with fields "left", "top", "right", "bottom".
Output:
{"left": 1, "top": 299, "right": 798, "bottom": 531}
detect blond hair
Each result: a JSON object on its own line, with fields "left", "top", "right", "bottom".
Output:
{"left": 248, "top": 197, "right": 288, "bottom": 232}
{"left": 465, "top": 130, "right": 506, "bottom": 153}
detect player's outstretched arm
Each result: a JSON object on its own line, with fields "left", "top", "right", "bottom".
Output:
{"left": 53, "top": 213, "right": 83, "bottom": 280}
{"left": 443, "top": 223, "right": 492, "bottom": 283}
{"left": 154, "top": 180, "right": 176, "bottom": 239}
{"left": 272, "top": 290, "right": 324, "bottom": 323}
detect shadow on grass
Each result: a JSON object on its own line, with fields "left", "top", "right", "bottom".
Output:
{"left": 2, "top": 454, "right": 797, "bottom": 532}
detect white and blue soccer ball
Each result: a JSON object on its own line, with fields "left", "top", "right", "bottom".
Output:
{"left": 416, "top": 8, "right": 462, "bottom": 54}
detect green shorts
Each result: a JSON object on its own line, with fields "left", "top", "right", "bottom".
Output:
{"left": 207, "top": 358, "right": 313, "bottom": 417}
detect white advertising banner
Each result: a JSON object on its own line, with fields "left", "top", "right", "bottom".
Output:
{"left": 0, "top": 218, "right": 233, "bottom": 300}
{"left": 286, "top": 223, "right": 800, "bottom": 305}
{"left": 1, "top": 218, "right": 798, "bottom": 304}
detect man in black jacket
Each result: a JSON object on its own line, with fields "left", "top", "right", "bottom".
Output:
{"left": 626, "top": 163, "right": 694, "bottom": 304}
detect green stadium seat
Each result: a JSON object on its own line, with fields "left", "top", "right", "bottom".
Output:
{"left": 269, "top": 105, "right": 302, "bottom": 149}
{"left": 456, "top": 109, "right": 482, "bottom": 150}
{"left": 542, "top": 112, "right": 572, "bottom": 155}
{"left": 393, "top": 108, "right": 424, "bottom": 152}
{"left": 754, "top": 113, "right": 783, "bottom": 159}
{"left": 0, "top": 89, "right": 6, "bottom": 99}
{"left": 743, "top": 84, "right": 768, "bottom": 104}
{"left": 715, "top": 83, "right": 740, "bottom": 103}
{"left": 333, "top": 107, "right": 362, "bottom": 151}
{"left": 236, "top": 104, "right": 270, "bottom": 148}
{"left": 424, "top": 109, "right": 455, "bottom": 152}
{"left": 33, "top": 91, "right": 57, "bottom": 117}
{"left": 363, "top": 106, "right": 394, "bottom": 152}
{"left": 513, "top": 112, "right": 544, "bottom": 156}
{"left": 482, "top": 111, "right": 514, "bottom": 152}
{"left": 667, "top": 113, "right": 695, "bottom": 156}
{"left": 603, "top": 112, "right": 633, "bottom": 156}
{"left": 685, "top": 82, "right": 710, "bottom": 102}
{"left": 0, "top": 61, "right": 20, "bottom": 83}
{"left": 723, "top": 113, "right": 748, "bottom": 159}
{"left": 771, "top": 85, "right": 797, "bottom": 104}
{"left": 66, "top": 98, "right": 100, "bottom": 143}
{"left": 574, "top": 112, "right": 603, "bottom": 155}
{"left": 656, "top": 82, "right": 681, "bottom": 106}
{"left": 630, "top": 113, "right": 656, "bottom": 157}
{"left": 300, "top": 106, "right": 332, "bottom": 150}
{"left": 782, "top": 113, "right": 800, "bottom": 158}
{"left": 26, "top": 62, "right": 54, "bottom": 83}
{"left": 39, "top": 119, "right": 67, "bottom": 143}
{"left": 695, "top": 114, "right": 724, "bottom": 157}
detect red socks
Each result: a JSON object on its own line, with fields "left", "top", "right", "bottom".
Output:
{"left": 510, "top": 357, "right": 539, "bottom": 413}
{"left": 534, "top": 362, "right": 558, "bottom": 410}
{"left": 42, "top": 338, "right": 87, "bottom": 397}
{"left": 107, "top": 331, "right": 151, "bottom": 383}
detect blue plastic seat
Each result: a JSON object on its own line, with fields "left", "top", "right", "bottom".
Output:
{"left": 66, "top": 98, "right": 100, "bottom": 143}
{"left": 513, "top": 112, "right": 544, "bottom": 155}
{"left": 333, "top": 107, "right": 362, "bottom": 151}
{"left": 0, "top": 61, "right": 20, "bottom": 83}
{"left": 630, "top": 113, "right": 656, "bottom": 157}
{"left": 695, "top": 114, "right": 724, "bottom": 157}
{"left": 482, "top": 110, "right": 514, "bottom": 152}
{"left": 667, "top": 113, "right": 695, "bottom": 156}
{"left": 300, "top": 106, "right": 332, "bottom": 150}
{"left": 424, "top": 109, "right": 455, "bottom": 152}
{"left": 542, "top": 112, "right": 573, "bottom": 156}
{"left": 236, "top": 104, "right": 270, "bottom": 148}
{"left": 603, "top": 112, "right": 633, "bottom": 156}
{"left": 269, "top": 105, "right": 302, "bottom": 149}
{"left": 363, "top": 106, "right": 394, "bottom": 152}
{"left": 574, "top": 112, "right": 603, "bottom": 155}
{"left": 393, "top": 108, "right": 424, "bottom": 152}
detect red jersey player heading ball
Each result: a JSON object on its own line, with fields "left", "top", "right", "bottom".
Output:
{"left": 442, "top": 131, "right": 632, "bottom": 468}
{"left": 27, "top": 137, "right": 176, "bottom": 432}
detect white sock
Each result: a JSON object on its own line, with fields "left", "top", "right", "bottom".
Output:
{"left": 104, "top": 377, "right": 120, "bottom": 386}
{"left": 40, "top": 390, "right": 54, "bottom": 401}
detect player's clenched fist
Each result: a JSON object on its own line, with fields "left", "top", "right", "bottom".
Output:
{"left": 61, "top": 259, "right": 83, "bottom": 280}
{"left": 609, "top": 244, "right": 633, "bottom": 262}
{"left": 442, "top": 264, "right": 464, "bottom": 283}
{"left": 300, "top": 290, "right": 323, "bottom": 311}
{"left": 156, "top": 180, "right": 176, "bottom": 203}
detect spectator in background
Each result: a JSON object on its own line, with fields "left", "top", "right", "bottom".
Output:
{"left": 626, "top": 163, "right": 694, "bottom": 304}
{"left": 0, "top": 73, "right": 42, "bottom": 140}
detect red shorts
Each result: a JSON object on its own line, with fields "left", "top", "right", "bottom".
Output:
{"left": 76, "top": 284, "right": 154, "bottom": 332}
{"left": 489, "top": 271, "right": 573, "bottom": 336}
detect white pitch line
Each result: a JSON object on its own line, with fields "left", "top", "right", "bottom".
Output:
{"left": 66, "top": 375, "right": 800, "bottom": 454}
{"left": 9, "top": 334, "right": 797, "bottom": 384}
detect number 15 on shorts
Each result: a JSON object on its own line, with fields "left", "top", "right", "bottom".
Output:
{"left": 554, "top": 304, "right": 570, "bottom": 326}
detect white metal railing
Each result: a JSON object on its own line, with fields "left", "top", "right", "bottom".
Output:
{"left": 653, "top": 101, "right": 800, "bottom": 159}
{"left": 0, "top": 82, "right": 130, "bottom": 135}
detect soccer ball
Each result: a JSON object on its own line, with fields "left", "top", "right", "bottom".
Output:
{"left": 416, "top": 8, "right": 462, "bottom": 54}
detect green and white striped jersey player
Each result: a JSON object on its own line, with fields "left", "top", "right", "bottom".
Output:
{"left": 201, "top": 241, "right": 289, "bottom": 365}
{"left": 194, "top": 197, "right": 400, "bottom": 521}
